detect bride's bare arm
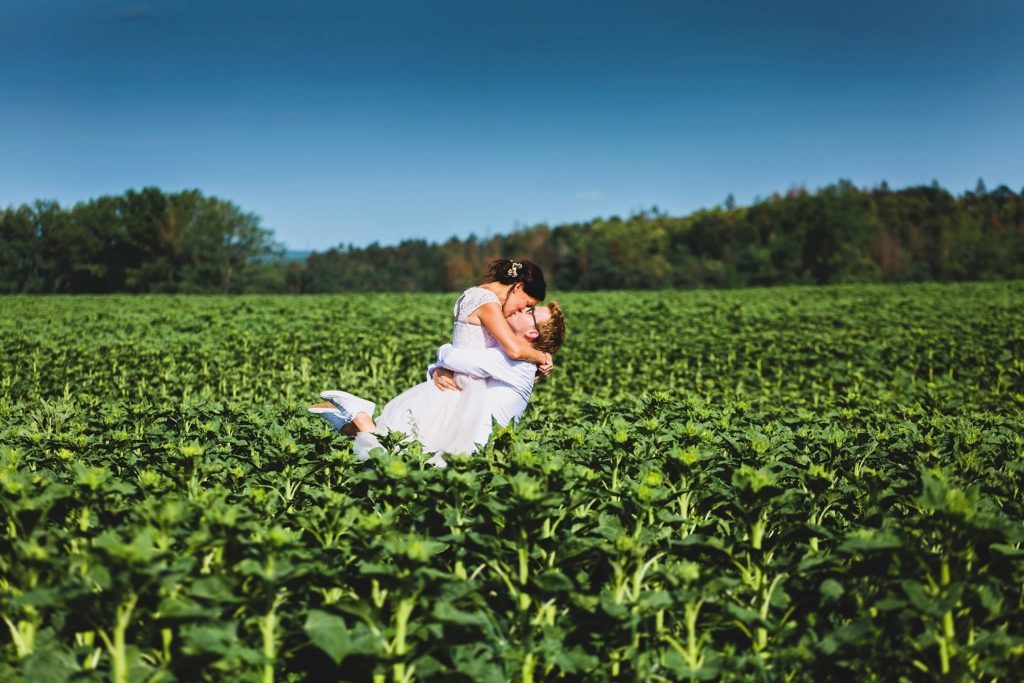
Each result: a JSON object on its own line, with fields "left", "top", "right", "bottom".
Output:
{"left": 475, "top": 303, "right": 551, "bottom": 365}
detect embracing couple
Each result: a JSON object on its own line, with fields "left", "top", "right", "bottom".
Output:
{"left": 309, "top": 259, "right": 566, "bottom": 466}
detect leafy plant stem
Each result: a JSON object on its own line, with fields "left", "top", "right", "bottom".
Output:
{"left": 260, "top": 592, "right": 286, "bottom": 683}
{"left": 522, "top": 650, "right": 536, "bottom": 683}
{"left": 518, "top": 530, "right": 529, "bottom": 587}
{"left": 97, "top": 592, "right": 138, "bottom": 683}
{"left": 938, "top": 557, "right": 955, "bottom": 675}
{"left": 686, "top": 598, "right": 704, "bottom": 672}
{"left": 2, "top": 615, "right": 35, "bottom": 658}
{"left": 392, "top": 596, "right": 416, "bottom": 683}
{"left": 751, "top": 514, "right": 766, "bottom": 551}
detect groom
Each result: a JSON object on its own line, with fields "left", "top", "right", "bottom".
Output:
{"left": 311, "top": 302, "right": 565, "bottom": 464}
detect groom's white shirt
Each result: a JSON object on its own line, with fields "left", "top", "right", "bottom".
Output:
{"left": 426, "top": 343, "right": 536, "bottom": 427}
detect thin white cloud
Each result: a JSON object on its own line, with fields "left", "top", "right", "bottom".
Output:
{"left": 575, "top": 190, "right": 602, "bottom": 201}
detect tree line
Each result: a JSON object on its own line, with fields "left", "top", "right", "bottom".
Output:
{"left": 0, "top": 188, "right": 283, "bottom": 293}
{"left": 2, "top": 180, "right": 1022, "bottom": 294}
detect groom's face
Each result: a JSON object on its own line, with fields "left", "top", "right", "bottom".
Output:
{"left": 507, "top": 306, "right": 550, "bottom": 340}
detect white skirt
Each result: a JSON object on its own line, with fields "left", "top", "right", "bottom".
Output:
{"left": 374, "top": 373, "right": 492, "bottom": 455}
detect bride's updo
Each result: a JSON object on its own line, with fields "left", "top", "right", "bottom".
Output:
{"left": 486, "top": 258, "right": 546, "bottom": 301}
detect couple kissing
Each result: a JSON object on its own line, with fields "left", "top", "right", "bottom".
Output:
{"left": 310, "top": 258, "right": 565, "bottom": 467}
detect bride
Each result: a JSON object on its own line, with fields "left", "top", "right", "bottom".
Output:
{"left": 313, "top": 258, "right": 553, "bottom": 458}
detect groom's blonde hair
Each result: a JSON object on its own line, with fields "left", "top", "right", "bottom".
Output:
{"left": 533, "top": 300, "right": 565, "bottom": 354}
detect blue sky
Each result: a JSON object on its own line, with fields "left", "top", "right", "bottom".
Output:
{"left": 2, "top": 1, "right": 1022, "bottom": 250}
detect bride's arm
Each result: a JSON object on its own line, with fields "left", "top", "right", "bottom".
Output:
{"left": 475, "top": 303, "right": 551, "bottom": 365}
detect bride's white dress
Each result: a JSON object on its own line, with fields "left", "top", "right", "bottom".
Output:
{"left": 372, "top": 287, "right": 500, "bottom": 455}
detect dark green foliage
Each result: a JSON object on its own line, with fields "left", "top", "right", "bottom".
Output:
{"left": 3, "top": 180, "right": 1024, "bottom": 294}
{"left": 0, "top": 282, "right": 1022, "bottom": 681}
{"left": 0, "top": 189, "right": 283, "bottom": 294}
{"left": 296, "top": 181, "right": 1024, "bottom": 292}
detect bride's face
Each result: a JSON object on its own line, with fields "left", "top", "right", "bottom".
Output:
{"left": 502, "top": 284, "right": 539, "bottom": 316}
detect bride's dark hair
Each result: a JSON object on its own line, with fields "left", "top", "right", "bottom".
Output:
{"left": 486, "top": 258, "right": 546, "bottom": 301}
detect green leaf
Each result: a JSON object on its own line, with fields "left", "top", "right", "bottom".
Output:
{"left": 820, "top": 579, "right": 844, "bottom": 601}
{"left": 534, "top": 569, "right": 573, "bottom": 593}
{"left": 303, "top": 610, "right": 350, "bottom": 665}
{"left": 180, "top": 621, "right": 240, "bottom": 657}
{"left": 900, "top": 580, "right": 942, "bottom": 617}
{"left": 726, "top": 602, "right": 766, "bottom": 627}
{"left": 819, "top": 618, "right": 872, "bottom": 655}
{"left": 637, "top": 589, "right": 673, "bottom": 611}
{"left": 303, "top": 609, "right": 378, "bottom": 665}
{"left": 837, "top": 530, "right": 903, "bottom": 553}
{"left": 450, "top": 643, "right": 504, "bottom": 682}
{"left": 155, "top": 597, "right": 218, "bottom": 620}
{"left": 432, "top": 601, "right": 490, "bottom": 627}
{"left": 189, "top": 576, "right": 241, "bottom": 603}
{"left": 22, "top": 634, "right": 79, "bottom": 683}
{"left": 991, "top": 543, "right": 1024, "bottom": 558}
{"left": 92, "top": 528, "right": 160, "bottom": 564}
{"left": 550, "top": 642, "right": 599, "bottom": 674}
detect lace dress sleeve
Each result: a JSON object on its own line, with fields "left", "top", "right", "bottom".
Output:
{"left": 452, "top": 287, "right": 502, "bottom": 348}
{"left": 453, "top": 287, "right": 500, "bottom": 322}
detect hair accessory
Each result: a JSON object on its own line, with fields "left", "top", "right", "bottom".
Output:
{"left": 507, "top": 261, "right": 522, "bottom": 278}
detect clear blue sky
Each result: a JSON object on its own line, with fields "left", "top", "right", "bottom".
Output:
{"left": 2, "top": 1, "right": 1022, "bottom": 251}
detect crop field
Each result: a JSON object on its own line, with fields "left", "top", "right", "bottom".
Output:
{"left": 1, "top": 282, "right": 1023, "bottom": 682}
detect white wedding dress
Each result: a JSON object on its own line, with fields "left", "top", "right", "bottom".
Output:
{"left": 371, "top": 287, "right": 500, "bottom": 456}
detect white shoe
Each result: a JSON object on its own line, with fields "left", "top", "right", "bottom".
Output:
{"left": 321, "top": 390, "right": 375, "bottom": 421}
{"left": 308, "top": 406, "right": 350, "bottom": 430}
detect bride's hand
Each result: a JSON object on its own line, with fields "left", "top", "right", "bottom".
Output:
{"left": 537, "top": 353, "right": 553, "bottom": 377}
{"left": 433, "top": 368, "right": 460, "bottom": 391}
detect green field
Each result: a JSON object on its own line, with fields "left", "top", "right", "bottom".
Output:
{"left": 1, "top": 282, "right": 1023, "bottom": 681}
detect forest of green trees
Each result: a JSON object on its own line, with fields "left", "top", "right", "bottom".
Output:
{"left": 2, "top": 180, "right": 1022, "bottom": 293}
